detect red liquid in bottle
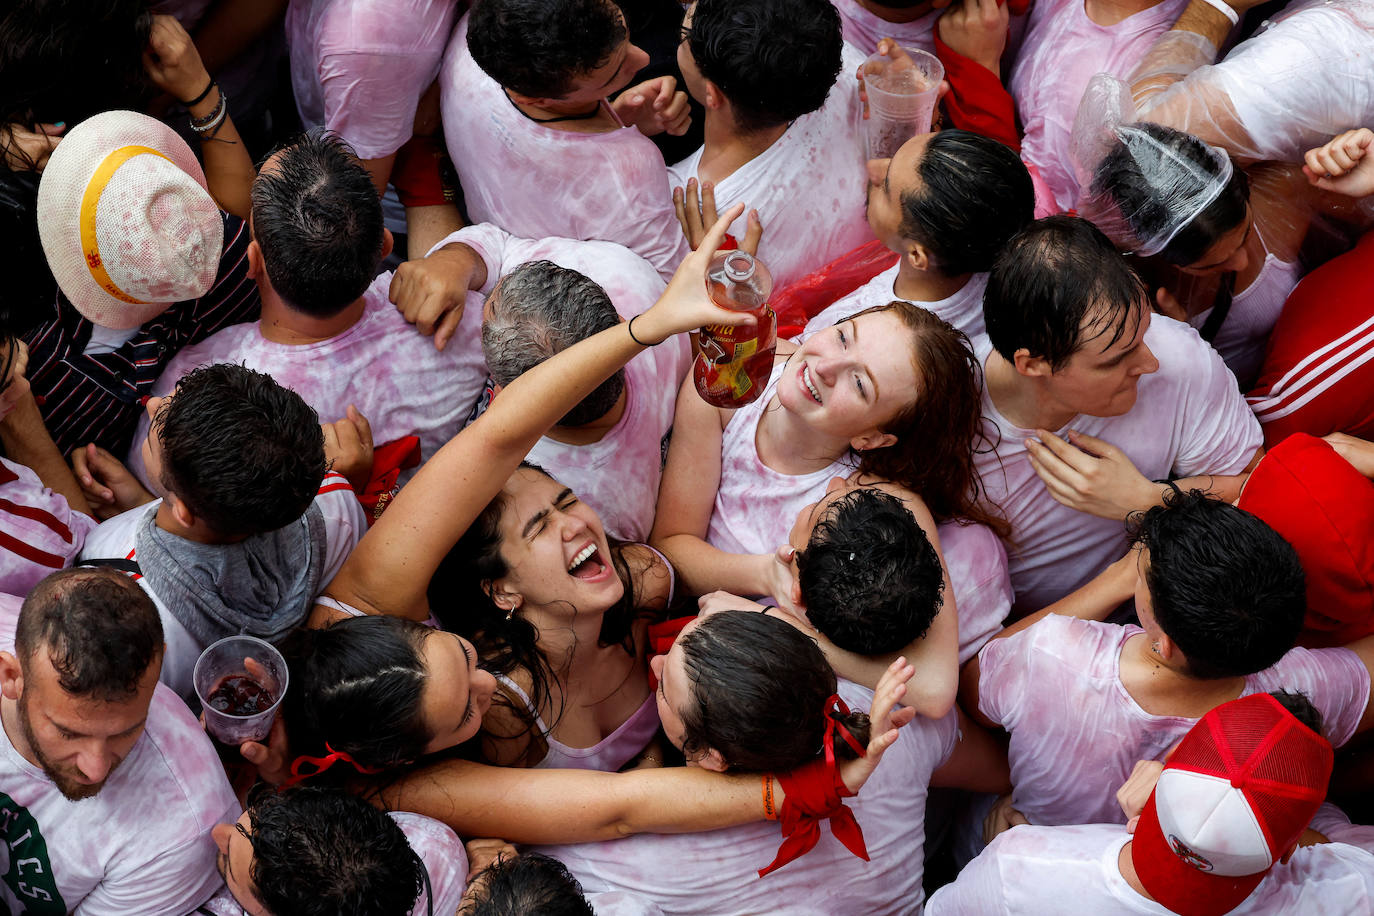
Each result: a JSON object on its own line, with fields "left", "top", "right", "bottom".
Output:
{"left": 694, "top": 251, "right": 776, "bottom": 408}
{"left": 207, "top": 674, "right": 275, "bottom": 716}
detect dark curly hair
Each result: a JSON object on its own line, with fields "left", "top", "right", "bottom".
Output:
{"left": 468, "top": 0, "right": 628, "bottom": 99}
{"left": 686, "top": 0, "right": 843, "bottom": 133}
{"left": 1131, "top": 488, "right": 1305, "bottom": 680}
{"left": 464, "top": 852, "right": 594, "bottom": 916}
{"left": 154, "top": 363, "right": 325, "bottom": 538}
{"left": 677, "top": 611, "right": 869, "bottom": 771}
{"left": 244, "top": 786, "right": 425, "bottom": 916}
{"left": 797, "top": 487, "right": 944, "bottom": 655}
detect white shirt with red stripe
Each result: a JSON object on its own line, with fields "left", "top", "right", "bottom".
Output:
{"left": 0, "top": 457, "right": 96, "bottom": 596}
{"left": 78, "top": 473, "right": 365, "bottom": 701}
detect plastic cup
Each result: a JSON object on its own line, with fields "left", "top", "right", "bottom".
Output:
{"left": 861, "top": 47, "right": 944, "bottom": 161}
{"left": 193, "top": 635, "right": 288, "bottom": 747}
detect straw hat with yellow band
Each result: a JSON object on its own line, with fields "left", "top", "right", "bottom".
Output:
{"left": 37, "top": 110, "right": 222, "bottom": 330}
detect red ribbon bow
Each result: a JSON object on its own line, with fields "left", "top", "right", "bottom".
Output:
{"left": 282, "top": 742, "right": 386, "bottom": 788}
{"left": 758, "top": 694, "right": 869, "bottom": 877}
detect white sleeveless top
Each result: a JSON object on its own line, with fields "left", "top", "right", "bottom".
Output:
{"left": 705, "top": 361, "right": 858, "bottom": 557}
{"left": 1190, "top": 239, "right": 1303, "bottom": 388}
{"left": 492, "top": 673, "right": 660, "bottom": 772}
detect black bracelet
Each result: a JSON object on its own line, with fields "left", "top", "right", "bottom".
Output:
{"left": 181, "top": 78, "right": 217, "bottom": 108}
{"left": 627, "top": 315, "right": 653, "bottom": 347}
{"left": 760, "top": 605, "right": 776, "bottom": 614}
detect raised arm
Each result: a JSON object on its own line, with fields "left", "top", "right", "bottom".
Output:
{"left": 380, "top": 657, "right": 917, "bottom": 843}
{"left": 326, "top": 206, "right": 755, "bottom": 622}
{"left": 143, "top": 15, "right": 255, "bottom": 219}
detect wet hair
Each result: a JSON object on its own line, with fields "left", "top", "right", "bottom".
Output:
{"left": 1092, "top": 122, "right": 1251, "bottom": 268}
{"left": 279, "top": 616, "right": 435, "bottom": 773}
{"left": 840, "top": 301, "right": 1007, "bottom": 535}
{"left": 677, "top": 611, "right": 870, "bottom": 771}
{"left": 1268, "top": 690, "right": 1323, "bottom": 735}
{"left": 428, "top": 463, "right": 651, "bottom": 764}
{"left": 244, "top": 786, "right": 426, "bottom": 916}
{"left": 250, "top": 129, "right": 385, "bottom": 319}
{"left": 154, "top": 363, "right": 325, "bottom": 537}
{"left": 796, "top": 488, "right": 944, "bottom": 655}
{"left": 1131, "top": 489, "right": 1305, "bottom": 680}
{"left": 481, "top": 261, "right": 624, "bottom": 428}
{"left": 463, "top": 853, "right": 594, "bottom": 916}
{"left": 468, "top": 0, "right": 628, "bottom": 99}
{"left": 898, "top": 130, "right": 1034, "bottom": 276}
{"left": 686, "top": 0, "right": 843, "bottom": 134}
{"left": 16, "top": 567, "right": 163, "bottom": 702}
{"left": 984, "top": 215, "right": 1150, "bottom": 371}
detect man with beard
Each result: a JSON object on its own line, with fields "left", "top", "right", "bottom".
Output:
{"left": 0, "top": 567, "right": 238, "bottom": 914}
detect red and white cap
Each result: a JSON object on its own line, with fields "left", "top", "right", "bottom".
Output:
{"left": 1132, "top": 693, "right": 1333, "bottom": 916}
{"left": 36, "top": 110, "right": 221, "bottom": 330}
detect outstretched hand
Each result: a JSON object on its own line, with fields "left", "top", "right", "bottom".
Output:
{"left": 673, "top": 178, "right": 762, "bottom": 253}
{"left": 632, "top": 203, "right": 760, "bottom": 344}
{"left": 1303, "top": 128, "right": 1374, "bottom": 199}
{"left": 389, "top": 242, "right": 484, "bottom": 351}
{"left": 938, "top": 0, "right": 1008, "bottom": 76}
{"left": 838, "top": 657, "right": 917, "bottom": 795}
{"left": 142, "top": 14, "right": 211, "bottom": 105}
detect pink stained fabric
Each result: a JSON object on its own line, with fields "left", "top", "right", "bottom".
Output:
{"left": 0, "top": 457, "right": 97, "bottom": 596}
{"left": 1008, "top": 0, "right": 1189, "bottom": 214}
{"left": 0, "top": 594, "right": 240, "bottom": 914}
{"left": 533, "top": 682, "right": 957, "bottom": 916}
{"left": 832, "top": 0, "right": 943, "bottom": 54}
{"left": 925, "top": 820, "right": 1374, "bottom": 915}
{"left": 127, "top": 271, "right": 488, "bottom": 491}
{"left": 286, "top": 0, "right": 461, "bottom": 160}
{"left": 800, "top": 264, "right": 989, "bottom": 342}
{"left": 707, "top": 359, "right": 1011, "bottom": 661}
{"left": 1188, "top": 247, "right": 1304, "bottom": 389}
{"left": 438, "top": 15, "right": 688, "bottom": 281}
{"left": 975, "top": 615, "right": 1370, "bottom": 830}
{"left": 970, "top": 316, "right": 1262, "bottom": 612}
{"left": 444, "top": 225, "right": 685, "bottom": 542}
{"left": 667, "top": 43, "right": 871, "bottom": 291}
{"left": 199, "top": 811, "right": 469, "bottom": 916}
{"left": 492, "top": 673, "right": 660, "bottom": 772}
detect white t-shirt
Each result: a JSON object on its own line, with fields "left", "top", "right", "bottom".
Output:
{"left": 78, "top": 475, "right": 366, "bottom": 702}
{"left": 667, "top": 43, "right": 870, "bottom": 291}
{"left": 438, "top": 15, "right": 688, "bottom": 281}
{"left": 801, "top": 265, "right": 989, "bottom": 342}
{"left": 443, "top": 225, "right": 684, "bottom": 541}
{"left": 927, "top": 813, "right": 1374, "bottom": 915}
{"left": 0, "top": 594, "right": 240, "bottom": 915}
{"left": 127, "top": 271, "right": 488, "bottom": 489}
{"left": 0, "top": 457, "right": 96, "bottom": 597}
{"left": 535, "top": 680, "right": 957, "bottom": 916}
{"left": 971, "top": 316, "right": 1263, "bottom": 611}
{"left": 199, "top": 811, "right": 468, "bottom": 916}
{"left": 976, "top": 615, "right": 1371, "bottom": 828}
{"left": 707, "top": 360, "right": 1010, "bottom": 659}
{"left": 286, "top": 0, "right": 460, "bottom": 161}
{"left": 831, "top": 0, "right": 942, "bottom": 54}
{"left": 1008, "top": 0, "right": 1189, "bottom": 213}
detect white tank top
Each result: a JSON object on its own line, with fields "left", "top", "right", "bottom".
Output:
{"left": 491, "top": 673, "right": 659, "bottom": 772}
{"left": 1190, "top": 237, "right": 1303, "bottom": 388}
{"left": 705, "top": 360, "right": 858, "bottom": 557}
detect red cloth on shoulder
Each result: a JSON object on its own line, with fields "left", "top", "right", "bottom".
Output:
{"left": 773, "top": 240, "right": 899, "bottom": 340}
{"left": 1236, "top": 433, "right": 1374, "bottom": 647}
{"left": 357, "top": 436, "right": 422, "bottom": 526}
{"left": 1246, "top": 231, "right": 1374, "bottom": 447}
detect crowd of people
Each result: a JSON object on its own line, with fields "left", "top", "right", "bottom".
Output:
{"left": 0, "top": 0, "right": 1373, "bottom": 912}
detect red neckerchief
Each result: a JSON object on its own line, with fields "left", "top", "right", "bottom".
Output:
{"left": 759, "top": 694, "right": 869, "bottom": 876}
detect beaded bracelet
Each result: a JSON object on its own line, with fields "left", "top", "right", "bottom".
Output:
{"left": 189, "top": 90, "right": 228, "bottom": 138}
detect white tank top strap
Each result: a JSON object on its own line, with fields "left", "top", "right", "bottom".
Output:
{"left": 492, "top": 672, "right": 552, "bottom": 737}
